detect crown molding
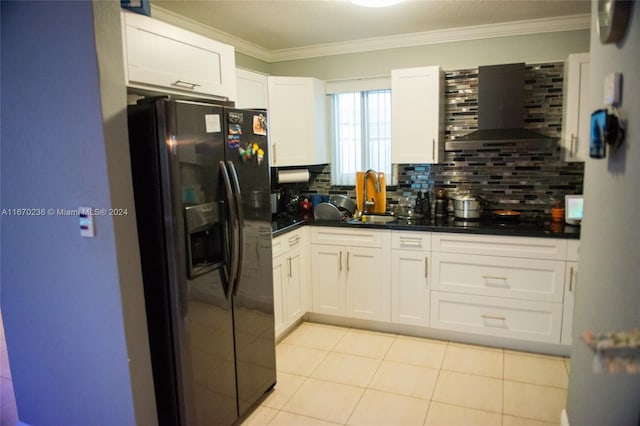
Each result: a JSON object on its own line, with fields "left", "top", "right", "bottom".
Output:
{"left": 150, "top": 5, "right": 273, "bottom": 62}
{"left": 149, "top": 7, "right": 590, "bottom": 64}
{"left": 270, "top": 13, "right": 591, "bottom": 62}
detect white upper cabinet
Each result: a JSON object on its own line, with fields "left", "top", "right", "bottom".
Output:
{"left": 561, "top": 53, "right": 590, "bottom": 162}
{"left": 267, "top": 76, "right": 329, "bottom": 167}
{"left": 391, "top": 66, "right": 445, "bottom": 164}
{"left": 121, "top": 10, "right": 237, "bottom": 102}
{"left": 235, "top": 69, "right": 269, "bottom": 109}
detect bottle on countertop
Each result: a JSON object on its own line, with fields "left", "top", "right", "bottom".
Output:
{"left": 414, "top": 192, "right": 424, "bottom": 215}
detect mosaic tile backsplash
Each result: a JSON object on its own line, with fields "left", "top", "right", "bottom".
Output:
{"left": 274, "top": 62, "right": 584, "bottom": 216}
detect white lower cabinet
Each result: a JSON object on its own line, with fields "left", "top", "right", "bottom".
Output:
{"left": 281, "top": 225, "right": 579, "bottom": 350}
{"left": 430, "top": 233, "right": 572, "bottom": 345}
{"left": 430, "top": 291, "right": 563, "bottom": 343}
{"left": 391, "top": 231, "right": 431, "bottom": 326}
{"left": 431, "top": 252, "right": 565, "bottom": 303}
{"left": 310, "top": 227, "right": 391, "bottom": 322}
{"left": 561, "top": 239, "right": 580, "bottom": 345}
{"left": 272, "top": 228, "right": 309, "bottom": 339}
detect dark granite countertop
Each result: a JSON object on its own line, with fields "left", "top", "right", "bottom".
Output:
{"left": 272, "top": 213, "right": 580, "bottom": 239}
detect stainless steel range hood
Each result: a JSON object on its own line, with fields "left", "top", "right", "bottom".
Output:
{"left": 445, "top": 63, "right": 556, "bottom": 151}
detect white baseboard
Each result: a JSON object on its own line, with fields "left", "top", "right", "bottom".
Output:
{"left": 561, "top": 408, "right": 570, "bottom": 426}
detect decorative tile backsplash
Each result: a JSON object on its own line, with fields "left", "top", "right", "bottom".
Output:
{"left": 274, "top": 62, "right": 584, "bottom": 216}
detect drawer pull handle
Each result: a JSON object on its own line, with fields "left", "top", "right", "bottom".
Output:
{"left": 482, "top": 275, "right": 507, "bottom": 280}
{"left": 339, "top": 251, "right": 342, "bottom": 272}
{"left": 482, "top": 275, "right": 509, "bottom": 287}
{"left": 347, "top": 251, "right": 351, "bottom": 272}
{"left": 569, "top": 266, "right": 575, "bottom": 292}
{"left": 288, "top": 236, "right": 300, "bottom": 245}
{"left": 424, "top": 256, "right": 429, "bottom": 278}
{"left": 172, "top": 79, "right": 200, "bottom": 89}
{"left": 288, "top": 257, "right": 292, "bottom": 278}
{"left": 400, "top": 239, "right": 422, "bottom": 247}
{"left": 481, "top": 314, "right": 506, "bottom": 321}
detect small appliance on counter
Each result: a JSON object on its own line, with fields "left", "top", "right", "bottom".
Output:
{"left": 565, "top": 194, "right": 584, "bottom": 225}
{"left": 434, "top": 188, "right": 448, "bottom": 217}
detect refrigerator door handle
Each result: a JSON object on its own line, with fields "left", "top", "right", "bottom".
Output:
{"left": 227, "top": 161, "right": 245, "bottom": 296}
{"left": 219, "top": 161, "right": 239, "bottom": 300}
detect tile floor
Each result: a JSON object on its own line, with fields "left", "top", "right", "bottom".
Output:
{"left": 242, "top": 322, "right": 570, "bottom": 426}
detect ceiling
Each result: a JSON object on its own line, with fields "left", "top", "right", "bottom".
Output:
{"left": 152, "top": 0, "right": 591, "bottom": 60}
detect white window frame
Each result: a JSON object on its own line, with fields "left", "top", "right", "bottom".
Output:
{"left": 327, "top": 77, "right": 395, "bottom": 187}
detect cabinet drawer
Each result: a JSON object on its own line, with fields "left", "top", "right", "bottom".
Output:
{"left": 432, "top": 233, "right": 567, "bottom": 260}
{"left": 431, "top": 291, "right": 562, "bottom": 343}
{"left": 311, "top": 227, "right": 386, "bottom": 248}
{"left": 392, "top": 231, "right": 431, "bottom": 251}
{"left": 432, "top": 253, "right": 565, "bottom": 303}
{"left": 566, "top": 239, "right": 580, "bottom": 262}
{"left": 272, "top": 229, "right": 305, "bottom": 259}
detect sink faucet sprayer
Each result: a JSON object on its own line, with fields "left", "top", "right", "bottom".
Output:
{"left": 363, "top": 169, "right": 381, "bottom": 213}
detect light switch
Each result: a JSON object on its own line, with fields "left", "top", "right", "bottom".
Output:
{"left": 604, "top": 72, "right": 621, "bottom": 106}
{"left": 79, "top": 206, "right": 95, "bottom": 237}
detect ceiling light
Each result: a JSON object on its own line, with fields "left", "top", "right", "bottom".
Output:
{"left": 351, "top": 0, "right": 406, "bottom": 8}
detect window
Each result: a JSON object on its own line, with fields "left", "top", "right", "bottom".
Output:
{"left": 331, "top": 89, "right": 394, "bottom": 186}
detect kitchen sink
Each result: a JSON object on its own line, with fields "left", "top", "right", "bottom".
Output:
{"left": 350, "top": 214, "right": 397, "bottom": 224}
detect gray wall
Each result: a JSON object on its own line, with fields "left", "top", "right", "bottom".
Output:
{"left": 269, "top": 29, "right": 590, "bottom": 79}
{"left": 1, "top": 1, "right": 156, "bottom": 425}
{"left": 566, "top": 2, "right": 640, "bottom": 425}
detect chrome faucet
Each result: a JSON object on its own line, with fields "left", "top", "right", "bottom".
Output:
{"left": 363, "top": 169, "right": 381, "bottom": 213}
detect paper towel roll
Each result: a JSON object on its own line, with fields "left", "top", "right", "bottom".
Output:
{"left": 277, "top": 169, "right": 310, "bottom": 183}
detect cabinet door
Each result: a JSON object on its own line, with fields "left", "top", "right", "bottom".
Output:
{"left": 391, "top": 66, "right": 444, "bottom": 164}
{"left": 345, "top": 247, "right": 386, "bottom": 321}
{"left": 431, "top": 252, "right": 565, "bottom": 303}
{"left": 561, "top": 261, "right": 578, "bottom": 345}
{"left": 272, "top": 255, "right": 287, "bottom": 337}
{"left": 431, "top": 291, "right": 563, "bottom": 343}
{"left": 122, "top": 11, "right": 236, "bottom": 101}
{"left": 391, "top": 250, "right": 430, "bottom": 326}
{"left": 236, "top": 69, "right": 269, "bottom": 109}
{"left": 562, "top": 53, "right": 590, "bottom": 162}
{"left": 268, "top": 77, "right": 328, "bottom": 167}
{"left": 285, "top": 249, "right": 305, "bottom": 324}
{"left": 311, "top": 245, "right": 345, "bottom": 316}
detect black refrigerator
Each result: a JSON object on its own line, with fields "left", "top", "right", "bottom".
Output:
{"left": 127, "top": 97, "right": 276, "bottom": 426}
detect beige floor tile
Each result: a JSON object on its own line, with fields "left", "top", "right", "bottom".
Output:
{"left": 432, "top": 370, "right": 502, "bottom": 413}
{"left": 270, "top": 410, "right": 343, "bottom": 426}
{"left": 425, "top": 401, "right": 502, "bottom": 426}
{"left": 311, "top": 351, "right": 381, "bottom": 387}
{"left": 283, "top": 377, "right": 364, "bottom": 424}
{"left": 503, "top": 381, "right": 567, "bottom": 424}
{"left": 503, "top": 414, "right": 560, "bottom": 426}
{"left": 564, "top": 358, "right": 571, "bottom": 375}
{"left": 276, "top": 343, "right": 328, "bottom": 376}
{"left": 385, "top": 336, "right": 447, "bottom": 368}
{"left": 262, "top": 372, "right": 307, "bottom": 410}
{"left": 442, "top": 344, "right": 503, "bottom": 378}
{"left": 368, "top": 360, "right": 439, "bottom": 400}
{"left": 240, "top": 405, "right": 279, "bottom": 425}
{"left": 333, "top": 328, "right": 396, "bottom": 359}
{"left": 347, "top": 389, "right": 429, "bottom": 426}
{"left": 504, "top": 352, "right": 568, "bottom": 388}
{"left": 282, "top": 322, "right": 349, "bottom": 351}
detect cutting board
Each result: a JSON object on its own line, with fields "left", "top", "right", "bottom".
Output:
{"left": 355, "top": 171, "right": 386, "bottom": 213}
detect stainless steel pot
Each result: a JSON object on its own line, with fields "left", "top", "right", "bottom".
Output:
{"left": 329, "top": 195, "right": 357, "bottom": 216}
{"left": 314, "top": 202, "right": 347, "bottom": 221}
{"left": 451, "top": 194, "right": 483, "bottom": 219}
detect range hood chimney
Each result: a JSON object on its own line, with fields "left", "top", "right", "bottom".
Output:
{"left": 445, "top": 63, "right": 556, "bottom": 151}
